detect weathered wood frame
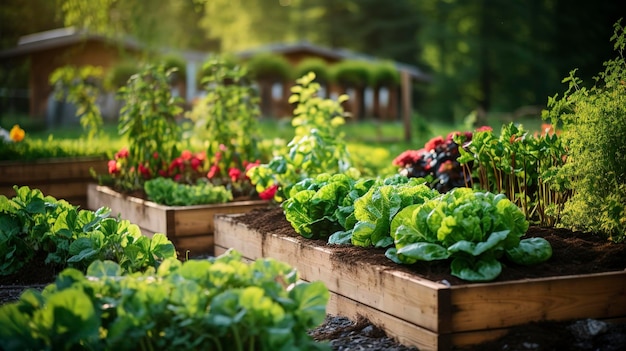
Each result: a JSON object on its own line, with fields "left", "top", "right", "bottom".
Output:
{"left": 214, "top": 214, "right": 626, "bottom": 351}
{"left": 87, "top": 184, "right": 268, "bottom": 255}
{"left": 0, "top": 157, "right": 107, "bottom": 209}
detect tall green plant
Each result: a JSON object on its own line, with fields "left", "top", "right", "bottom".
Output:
{"left": 247, "top": 72, "right": 357, "bottom": 201}
{"left": 456, "top": 123, "right": 571, "bottom": 227}
{"left": 116, "top": 64, "right": 183, "bottom": 191}
{"left": 542, "top": 20, "right": 626, "bottom": 241}
{"left": 49, "top": 65, "right": 104, "bottom": 140}
{"left": 189, "top": 56, "right": 262, "bottom": 175}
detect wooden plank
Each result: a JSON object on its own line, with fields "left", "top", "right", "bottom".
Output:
{"left": 173, "top": 201, "right": 268, "bottom": 237}
{"left": 0, "top": 158, "right": 106, "bottom": 183}
{"left": 450, "top": 271, "right": 626, "bottom": 332}
{"left": 326, "top": 289, "right": 444, "bottom": 351}
{"left": 214, "top": 216, "right": 265, "bottom": 258}
{"left": 88, "top": 184, "right": 169, "bottom": 233}
{"left": 174, "top": 234, "right": 214, "bottom": 257}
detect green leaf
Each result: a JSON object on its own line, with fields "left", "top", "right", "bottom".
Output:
{"left": 506, "top": 237, "right": 553, "bottom": 265}
{"left": 86, "top": 260, "right": 122, "bottom": 277}
{"left": 396, "top": 242, "right": 450, "bottom": 261}
{"left": 447, "top": 230, "right": 511, "bottom": 256}
{"left": 289, "top": 281, "right": 329, "bottom": 328}
{"left": 149, "top": 233, "right": 176, "bottom": 259}
{"left": 450, "top": 256, "right": 502, "bottom": 282}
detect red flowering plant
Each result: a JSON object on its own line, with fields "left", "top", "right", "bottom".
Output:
{"left": 204, "top": 144, "right": 263, "bottom": 199}
{"left": 393, "top": 128, "right": 488, "bottom": 193}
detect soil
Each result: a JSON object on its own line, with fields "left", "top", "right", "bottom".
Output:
{"left": 2, "top": 206, "right": 625, "bottom": 350}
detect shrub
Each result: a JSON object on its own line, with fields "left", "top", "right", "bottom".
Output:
{"left": 295, "top": 58, "right": 330, "bottom": 84}
{"left": 246, "top": 53, "right": 293, "bottom": 82}
{"left": 542, "top": 20, "right": 626, "bottom": 241}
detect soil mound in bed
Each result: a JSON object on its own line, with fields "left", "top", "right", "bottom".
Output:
{"left": 236, "top": 206, "right": 626, "bottom": 285}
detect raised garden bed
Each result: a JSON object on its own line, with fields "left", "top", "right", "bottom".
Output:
{"left": 214, "top": 207, "right": 626, "bottom": 351}
{"left": 87, "top": 183, "right": 268, "bottom": 255}
{"left": 0, "top": 157, "right": 107, "bottom": 209}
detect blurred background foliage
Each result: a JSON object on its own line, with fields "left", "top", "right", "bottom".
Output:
{"left": 1, "top": 0, "right": 625, "bottom": 123}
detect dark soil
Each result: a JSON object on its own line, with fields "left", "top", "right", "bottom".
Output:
{"left": 2, "top": 206, "right": 625, "bottom": 350}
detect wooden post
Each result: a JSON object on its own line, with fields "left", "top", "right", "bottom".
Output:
{"left": 401, "top": 70, "right": 412, "bottom": 142}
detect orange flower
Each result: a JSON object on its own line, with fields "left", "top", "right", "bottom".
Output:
{"left": 9, "top": 125, "right": 25, "bottom": 142}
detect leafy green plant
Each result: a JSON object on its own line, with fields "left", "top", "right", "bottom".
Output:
{"left": 330, "top": 175, "right": 439, "bottom": 248}
{"left": 189, "top": 55, "right": 264, "bottom": 192}
{"left": 455, "top": 123, "right": 570, "bottom": 227}
{"left": 282, "top": 173, "right": 375, "bottom": 240}
{"left": 0, "top": 250, "right": 330, "bottom": 351}
{"left": 542, "top": 20, "right": 626, "bottom": 241}
{"left": 49, "top": 65, "right": 105, "bottom": 140}
{"left": 0, "top": 186, "right": 176, "bottom": 276}
{"left": 113, "top": 64, "right": 184, "bottom": 191}
{"left": 247, "top": 72, "right": 357, "bottom": 201}
{"left": 144, "top": 177, "right": 232, "bottom": 206}
{"left": 386, "top": 188, "right": 552, "bottom": 281}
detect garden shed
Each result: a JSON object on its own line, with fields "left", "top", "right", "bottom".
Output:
{"left": 0, "top": 27, "right": 204, "bottom": 127}
{"left": 238, "top": 41, "right": 431, "bottom": 131}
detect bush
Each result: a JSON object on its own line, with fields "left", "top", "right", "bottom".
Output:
{"left": 296, "top": 58, "right": 330, "bottom": 84}
{"left": 331, "top": 60, "right": 372, "bottom": 87}
{"left": 246, "top": 53, "right": 293, "bottom": 82}
{"left": 542, "top": 20, "right": 626, "bottom": 241}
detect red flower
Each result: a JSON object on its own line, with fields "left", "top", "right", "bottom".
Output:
{"left": 169, "top": 157, "right": 183, "bottom": 171}
{"left": 115, "top": 147, "right": 129, "bottom": 159}
{"left": 475, "top": 125, "right": 493, "bottom": 133}
{"left": 174, "top": 174, "right": 182, "bottom": 181}
{"left": 393, "top": 149, "right": 424, "bottom": 167}
{"left": 437, "top": 160, "right": 454, "bottom": 173}
{"left": 245, "top": 160, "right": 261, "bottom": 172}
{"left": 138, "top": 163, "right": 151, "bottom": 179}
{"left": 228, "top": 167, "right": 242, "bottom": 183}
{"left": 108, "top": 160, "right": 119, "bottom": 174}
{"left": 153, "top": 151, "right": 159, "bottom": 159}
{"left": 181, "top": 150, "right": 192, "bottom": 160}
{"left": 158, "top": 170, "right": 168, "bottom": 177}
{"left": 207, "top": 165, "right": 220, "bottom": 179}
{"left": 190, "top": 157, "right": 202, "bottom": 171}
{"left": 259, "top": 184, "right": 278, "bottom": 200}
{"left": 195, "top": 151, "right": 206, "bottom": 161}
{"left": 424, "top": 136, "right": 444, "bottom": 152}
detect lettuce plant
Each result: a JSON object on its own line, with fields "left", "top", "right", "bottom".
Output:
{"left": 282, "top": 173, "right": 374, "bottom": 239}
{"left": 144, "top": 177, "right": 233, "bottom": 206}
{"left": 0, "top": 250, "right": 330, "bottom": 351}
{"left": 335, "top": 175, "right": 439, "bottom": 248}
{"left": 386, "top": 188, "right": 552, "bottom": 282}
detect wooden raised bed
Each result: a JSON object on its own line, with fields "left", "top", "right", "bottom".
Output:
{"left": 0, "top": 157, "right": 107, "bottom": 209}
{"left": 214, "top": 213, "right": 626, "bottom": 351}
{"left": 87, "top": 184, "right": 268, "bottom": 255}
